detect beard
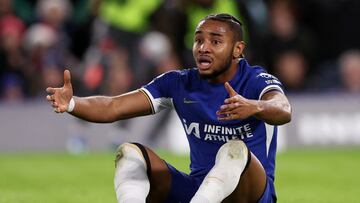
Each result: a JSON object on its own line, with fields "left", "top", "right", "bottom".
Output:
{"left": 198, "top": 54, "right": 233, "bottom": 80}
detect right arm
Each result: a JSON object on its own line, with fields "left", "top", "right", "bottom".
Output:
{"left": 46, "top": 70, "right": 153, "bottom": 123}
{"left": 70, "top": 91, "right": 152, "bottom": 123}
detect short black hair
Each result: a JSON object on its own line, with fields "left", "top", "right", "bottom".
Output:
{"left": 201, "top": 13, "right": 243, "bottom": 42}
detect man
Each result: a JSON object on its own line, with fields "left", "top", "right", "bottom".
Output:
{"left": 46, "top": 13, "right": 291, "bottom": 203}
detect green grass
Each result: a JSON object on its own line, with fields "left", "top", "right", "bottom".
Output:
{"left": 275, "top": 148, "right": 360, "bottom": 203}
{"left": 0, "top": 148, "right": 359, "bottom": 203}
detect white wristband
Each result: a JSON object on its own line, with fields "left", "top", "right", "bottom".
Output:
{"left": 67, "top": 97, "right": 75, "bottom": 112}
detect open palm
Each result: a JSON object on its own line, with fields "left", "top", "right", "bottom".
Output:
{"left": 46, "top": 70, "right": 73, "bottom": 113}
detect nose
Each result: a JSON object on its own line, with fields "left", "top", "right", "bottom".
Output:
{"left": 199, "top": 41, "right": 210, "bottom": 53}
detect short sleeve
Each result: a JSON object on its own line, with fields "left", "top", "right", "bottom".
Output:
{"left": 140, "top": 71, "right": 179, "bottom": 113}
{"left": 252, "top": 71, "right": 285, "bottom": 100}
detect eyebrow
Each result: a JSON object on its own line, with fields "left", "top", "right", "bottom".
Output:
{"left": 195, "top": 30, "right": 224, "bottom": 37}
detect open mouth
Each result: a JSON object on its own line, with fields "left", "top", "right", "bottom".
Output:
{"left": 197, "top": 55, "right": 213, "bottom": 70}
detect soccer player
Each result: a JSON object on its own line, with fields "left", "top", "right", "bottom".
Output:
{"left": 46, "top": 13, "right": 291, "bottom": 203}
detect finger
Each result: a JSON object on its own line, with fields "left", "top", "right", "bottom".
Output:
{"left": 225, "top": 82, "right": 237, "bottom": 97}
{"left": 225, "top": 95, "right": 245, "bottom": 104}
{"left": 52, "top": 102, "right": 59, "bottom": 108}
{"left": 46, "top": 95, "right": 53, "bottom": 101}
{"left": 224, "top": 96, "right": 239, "bottom": 104}
{"left": 46, "top": 87, "right": 55, "bottom": 94}
{"left": 58, "top": 104, "right": 67, "bottom": 112}
{"left": 64, "top": 69, "right": 72, "bottom": 87}
{"left": 217, "top": 107, "right": 231, "bottom": 116}
{"left": 55, "top": 106, "right": 65, "bottom": 113}
{"left": 217, "top": 109, "right": 235, "bottom": 116}
{"left": 219, "top": 102, "right": 240, "bottom": 111}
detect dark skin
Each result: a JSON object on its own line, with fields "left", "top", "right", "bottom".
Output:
{"left": 46, "top": 19, "right": 291, "bottom": 202}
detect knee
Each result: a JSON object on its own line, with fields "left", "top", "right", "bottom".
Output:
{"left": 115, "top": 142, "right": 147, "bottom": 168}
{"left": 224, "top": 140, "right": 246, "bottom": 149}
{"left": 217, "top": 140, "right": 249, "bottom": 161}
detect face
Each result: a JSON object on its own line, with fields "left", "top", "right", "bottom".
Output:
{"left": 193, "top": 19, "right": 243, "bottom": 82}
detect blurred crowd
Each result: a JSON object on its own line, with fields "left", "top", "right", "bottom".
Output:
{"left": 1, "top": 0, "right": 360, "bottom": 102}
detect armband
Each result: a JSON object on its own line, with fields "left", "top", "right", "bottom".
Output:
{"left": 67, "top": 97, "right": 75, "bottom": 112}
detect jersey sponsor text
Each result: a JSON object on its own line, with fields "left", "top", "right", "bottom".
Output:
{"left": 182, "top": 119, "right": 253, "bottom": 142}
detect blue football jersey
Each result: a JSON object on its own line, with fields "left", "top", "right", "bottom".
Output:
{"left": 141, "top": 59, "right": 284, "bottom": 181}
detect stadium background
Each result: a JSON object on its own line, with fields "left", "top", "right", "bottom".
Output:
{"left": 1, "top": 0, "right": 360, "bottom": 202}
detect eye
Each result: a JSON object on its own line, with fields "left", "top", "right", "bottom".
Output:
{"left": 212, "top": 40, "right": 221, "bottom": 45}
{"left": 194, "top": 38, "right": 203, "bottom": 44}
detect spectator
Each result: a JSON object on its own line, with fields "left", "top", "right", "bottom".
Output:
{"left": 148, "top": 0, "right": 187, "bottom": 66}
{"left": 23, "top": 0, "right": 77, "bottom": 97}
{"left": 0, "top": 14, "right": 27, "bottom": 100}
{"left": 23, "top": 23, "right": 57, "bottom": 95}
{"left": 262, "top": 0, "right": 316, "bottom": 76}
{"left": 105, "top": 53, "right": 134, "bottom": 96}
{"left": 273, "top": 50, "right": 309, "bottom": 92}
{"left": 139, "top": 31, "right": 180, "bottom": 81}
{"left": 98, "top": 0, "right": 162, "bottom": 84}
{"left": 338, "top": 50, "right": 360, "bottom": 93}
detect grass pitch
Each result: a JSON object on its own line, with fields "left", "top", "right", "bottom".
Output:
{"left": 0, "top": 148, "right": 359, "bottom": 203}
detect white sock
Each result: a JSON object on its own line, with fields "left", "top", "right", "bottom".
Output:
{"left": 190, "top": 140, "right": 249, "bottom": 203}
{"left": 120, "top": 198, "right": 144, "bottom": 203}
{"left": 114, "top": 143, "right": 150, "bottom": 203}
{"left": 190, "top": 194, "right": 211, "bottom": 203}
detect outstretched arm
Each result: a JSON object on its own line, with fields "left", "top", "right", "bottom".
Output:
{"left": 46, "top": 70, "right": 152, "bottom": 123}
{"left": 217, "top": 82, "right": 291, "bottom": 125}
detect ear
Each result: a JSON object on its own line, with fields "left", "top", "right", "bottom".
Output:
{"left": 233, "top": 41, "right": 246, "bottom": 58}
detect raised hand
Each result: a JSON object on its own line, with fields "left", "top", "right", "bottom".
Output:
{"left": 217, "top": 82, "right": 260, "bottom": 121}
{"left": 46, "top": 70, "right": 73, "bottom": 113}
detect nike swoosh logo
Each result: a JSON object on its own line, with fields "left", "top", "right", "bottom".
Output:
{"left": 183, "top": 98, "right": 199, "bottom": 104}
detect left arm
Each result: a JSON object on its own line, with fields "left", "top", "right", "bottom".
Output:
{"left": 253, "top": 90, "right": 291, "bottom": 125}
{"left": 217, "top": 82, "right": 292, "bottom": 125}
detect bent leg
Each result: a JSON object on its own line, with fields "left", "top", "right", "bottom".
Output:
{"left": 223, "top": 153, "right": 267, "bottom": 203}
{"left": 114, "top": 142, "right": 172, "bottom": 203}
{"left": 190, "top": 140, "right": 250, "bottom": 203}
{"left": 114, "top": 143, "right": 150, "bottom": 203}
{"left": 190, "top": 140, "right": 267, "bottom": 203}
